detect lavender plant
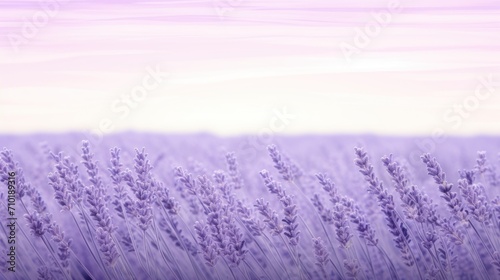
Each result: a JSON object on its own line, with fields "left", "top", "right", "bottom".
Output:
{"left": 0, "top": 134, "right": 499, "bottom": 280}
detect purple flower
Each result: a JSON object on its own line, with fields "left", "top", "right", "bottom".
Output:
{"left": 236, "top": 200, "right": 265, "bottom": 236}
{"left": 260, "top": 169, "right": 285, "bottom": 198}
{"left": 344, "top": 259, "right": 360, "bottom": 280}
{"left": 96, "top": 227, "right": 120, "bottom": 266}
{"left": 254, "top": 198, "right": 283, "bottom": 236}
{"left": 311, "top": 194, "right": 334, "bottom": 224}
{"left": 49, "top": 151, "right": 85, "bottom": 206}
{"left": 25, "top": 211, "right": 45, "bottom": 237}
{"left": 0, "top": 148, "right": 27, "bottom": 199}
{"left": 133, "top": 148, "right": 155, "bottom": 200}
{"left": 159, "top": 182, "right": 180, "bottom": 215}
{"left": 422, "top": 230, "right": 438, "bottom": 250}
{"left": 313, "top": 237, "right": 329, "bottom": 279}
{"left": 458, "top": 178, "right": 492, "bottom": 224}
{"left": 194, "top": 221, "right": 219, "bottom": 267}
{"left": 81, "top": 141, "right": 105, "bottom": 190}
{"left": 437, "top": 239, "right": 457, "bottom": 271}
{"left": 382, "top": 155, "right": 438, "bottom": 224}
{"left": 48, "top": 171, "right": 72, "bottom": 211}
{"left": 28, "top": 188, "right": 47, "bottom": 214}
{"left": 440, "top": 218, "right": 465, "bottom": 245}
{"left": 225, "top": 152, "right": 244, "bottom": 189}
{"left": 108, "top": 148, "right": 129, "bottom": 219}
{"left": 81, "top": 141, "right": 115, "bottom": 233}
{"left": 475, "top": 151, "right": 490, "bottom": 176}
{"left": 332, "top": 203, "right": 353, "bottom": 248}
{"left": 213, "top": 170, "right": 236, "bottom": 209}
{"left": 282, "top": 154, "right": 303, "bottom": 181}
{"left": 316, "top": 173, "right": 340, "bottom": 204}
{"left": 355, "top": 147, "right": 413, "bottom": 266}
{"left": 267, "top": 145, "right": 293, "bottom": 181}
{"left": 221, "top": 207, "right": 247, "bottom": 266}
{"left": 280, "top": 194, "right": 300, "bottom": 246}
{"left": 195, "top": 175, "right": 230, "bottom": 256}
{"left": 260, "top": 170, "right": 300, "bottom": 246}
{"left": 421, "top": 153, "right": 469, "bottom": 222}
{"left": 174, "top": 166, "right": 198, "bottom": 195}
{"left": 46, "top": 221, "right": 72, "bottom": 268}
{"left": 130, "top": 148, "right": 155, "bottom": 231}
{"left": 347, "top": 203, "right": 378, "bottom": 246}
{"left": 108, "top": 147, "right": 123, "bottom": 185}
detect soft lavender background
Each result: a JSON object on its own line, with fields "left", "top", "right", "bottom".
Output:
{"left": 2, "top": 1, "right": 500, "bottom": 280}
{"left": 1, "top": 0, "right": 500, "bottom": 135}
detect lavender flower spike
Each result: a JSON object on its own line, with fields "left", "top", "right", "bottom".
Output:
{"left": 96, "top": 227, "right": 120, "bottom": 266}
{"left": 225, "top": 152, "right": 244, "bottom": 189}
{"left": 259, "top": 170, "right": 300, "bottom": 246}
{"left": 281, "top": 194, "right": 300, "bottom": 246}
{"left": 174, "top": 166, "right": 198, "bottom": 196}
{"left": 236, "top": 200, "right": 265, "bottom": 236}
{"left": 254, "top": 198, "right": 283, "bottom": 236}
{"left": 421, "top": 153, "right": 469, "bottom": 222}
{"left": 108, "top": 147, "right": 123, "bottom": 185}
{"left": 1, "top": 148, "right": 27, "bottom": 199}
{"left": 267, "top": 145, "right": 293, "bottom": 181}
{"left": 348, "top": 204, "right": 378, "bottom": 246}
{"left": 355, "top": 147, "right": 413, "bottom": 266}
{"left": 382, "top": 155, "right": 437, "bottom": 224}
{"left": 132, "top": 148, "right": 154, "bottom": 231}
{"left": 46, "top": 222, "right": 72, "bottom": 268}
{"left": 458, "top": 178, "right": 492, "bottom": 225}
{"left": 81, "top": 141, "right": 116, "bottom": 233}
{"left": 260, "top": 169, "right": 285, "bottom": 198}
{"left": 313, "top": 237, "right": 330, "bottom": 279}
{"left": 316, "top": 173, "right": 340, "bottom": 204}
{"left": 48, "top": 171, "right": 72, "bottom": 211}
{"left": 24, "top": 211, "right": 45, "bottom": 237}
{"left": 194, "top": 221, "right": 218, "bottom": 267}
{"left": 332, "top": 203, "right": 353, "bottom": 248}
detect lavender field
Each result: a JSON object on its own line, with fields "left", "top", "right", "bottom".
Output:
{"left": 0, "top": 134, "right": 499, "bottom": 280}
{"left": 2, "top": 0, "right": 500, "bottom": 279}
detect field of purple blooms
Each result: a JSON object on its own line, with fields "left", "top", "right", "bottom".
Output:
{"left": 0, "top": 133, "right": 499, "bottom": 280}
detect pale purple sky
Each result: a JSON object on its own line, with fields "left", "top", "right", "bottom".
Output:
{"left": 1, "top": 0, "right": 499, "bottom": 135}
